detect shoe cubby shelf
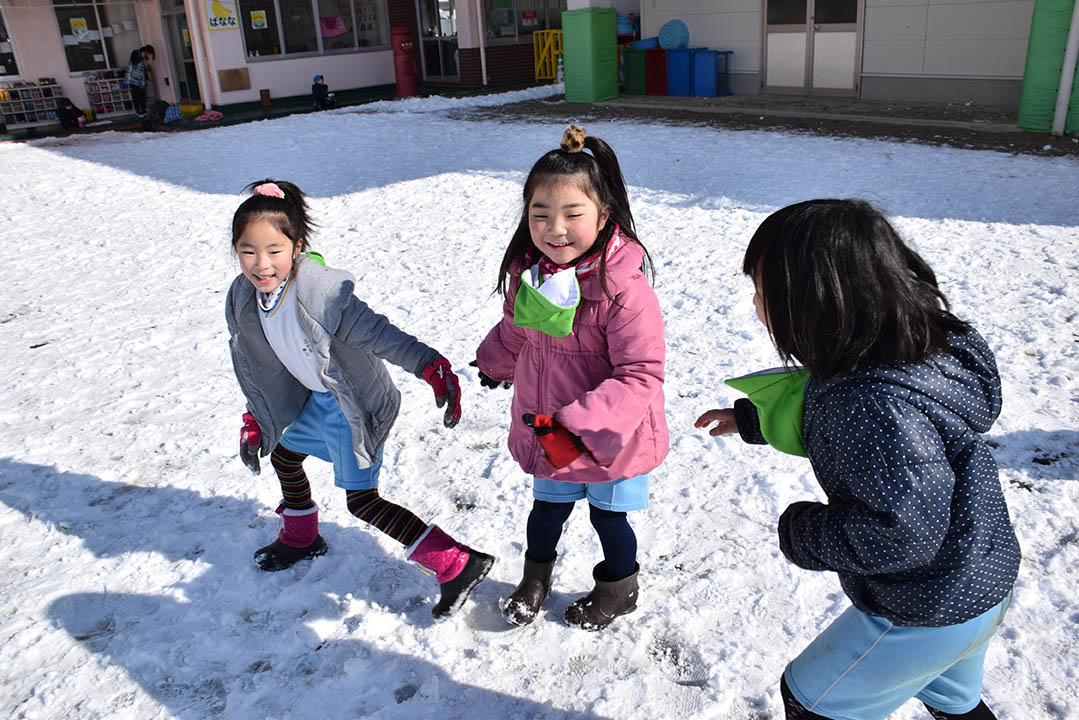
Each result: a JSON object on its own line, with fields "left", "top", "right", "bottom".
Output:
{"left": 0, "top": 83, "right": 65, "bottom": 130}
{"left": 84, "top": 75, "right": 134, "bottom": 118}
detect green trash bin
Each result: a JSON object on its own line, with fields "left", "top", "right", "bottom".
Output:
{"left": 623, "top": 48, "right": 646, "bottom": 95}
{"left": 562, "top": 7, "right": 618, "bottom": 103}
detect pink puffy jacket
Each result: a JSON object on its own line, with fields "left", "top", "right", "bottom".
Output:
{"left": 476, "top": 240, "right": 669, "bottom": 484}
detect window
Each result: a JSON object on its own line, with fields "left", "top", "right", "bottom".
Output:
{"left": 240, "top": 0, "right": 388, "bottom": 58}
{"left": 0, "top": 9, "right": 19, "bottom": 77}
{"left": 483, "top": 0, "right": 564, "bottom": 42}
{"left": 353, "top": 0, "right": 387, "bottom": 47}
{"left": 53, "top": 0, "right": 141, "bottom": 73}
{"left": 280, "top": 0, "right": 317, "bottom": 53}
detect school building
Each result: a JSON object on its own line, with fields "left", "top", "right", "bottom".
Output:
{"left": 0, "top": 0, "right": 1040, "bottom": 120}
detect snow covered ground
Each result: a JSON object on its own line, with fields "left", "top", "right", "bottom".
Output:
{"left": 1, "top": 86, "right": 1077, "bottom": 720}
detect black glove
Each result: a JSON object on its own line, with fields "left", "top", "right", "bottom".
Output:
{"left": 470, "top": 360, "right": 512, "bottom": 390}
{"left": 240, "top": 412, "right": 261, "bottom": 475}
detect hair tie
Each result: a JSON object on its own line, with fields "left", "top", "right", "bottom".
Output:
{"left": 560, "top": 125, "right": 587, "bottom": 153}
{"left": 252, "top": 182, "right": 285, "bottom": 199}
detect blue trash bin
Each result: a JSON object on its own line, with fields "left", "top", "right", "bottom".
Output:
{"left": 668, "top": 48, "right": 705, "bottom": 96}
{"left": 691, "top": 50, "right": 718, "bottom": 97}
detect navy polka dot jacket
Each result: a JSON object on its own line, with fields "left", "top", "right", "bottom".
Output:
{"left": 777, "top": 327, "right": 1020, "bottom": 627}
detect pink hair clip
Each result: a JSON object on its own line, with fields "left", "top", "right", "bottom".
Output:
{"left": 252, "top": 182, "right": 285, "bottom": 199}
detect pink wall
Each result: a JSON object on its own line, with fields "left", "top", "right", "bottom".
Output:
{"left": 4, "top": 0, "right": 395, "bottom": 113}
{"left": 4, "top": 0, "right": 169, "bottom": 108}
{"left": 135, "top": 1, "right": 173, "bottom": 103}
{"left": 191, "top": 0, "right": 395, "bottom": 107}
{"left": 5, "top": 6, "right": 91, "bottom": 107}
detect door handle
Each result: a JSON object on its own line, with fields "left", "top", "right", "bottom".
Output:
{"left": 813, "top": 23, "right": 821, "bottom": 30}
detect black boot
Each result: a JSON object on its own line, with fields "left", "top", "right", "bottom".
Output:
{"left": 254, "top": 535, "right": 328, "bottom": 571}
{"left": 432, "top": 550, "right": 495, "bottom": 619}
{"left": 564, "top": 562, "right": 638, "bottom": 631}
{"left": 502, "top": 554, "right": 555, "bottom": 626}
{"left": 253, "top": 503, "right": 329, "bottom": 571}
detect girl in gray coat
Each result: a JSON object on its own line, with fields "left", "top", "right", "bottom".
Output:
{"left": 698, "top": 200, "right": 1019, "bottom": 720}
{"left": 226, "top": 180, "right": 493, "bottom": 619}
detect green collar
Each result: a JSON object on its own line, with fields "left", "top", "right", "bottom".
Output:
{"left": 513, "top": 265, "right": 581, "bottom": 338}
{"left": 725, "top": 367, "right": 810, "bottom": 457}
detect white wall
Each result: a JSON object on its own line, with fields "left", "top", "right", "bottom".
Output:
{"left": 645, "top": 0, "right": 1033, "bottom": 83}
{"left": 862, "top": 0, "right": 1033, "bottom": 78}
{"left": 644, "top": 0, "right": 761, "bottom": 74}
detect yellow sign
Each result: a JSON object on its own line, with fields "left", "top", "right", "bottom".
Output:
{"left": 205, "top": 0, "right": 238, "bottom": 30}
{"left": 70, "top": 18, "right": 89, "bottom": 39}
{"left": 250, "top": 10, "right": 267, "bottom": 29}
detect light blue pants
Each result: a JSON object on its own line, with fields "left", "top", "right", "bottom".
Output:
{"left": 532, "top": 473, "right": 650, "bottom": 511}
{"left": 279, "top": 391, "right": 382, "bottom": 490}
{"left": 784, "top": 593, "right": 1012, "bottom": 719}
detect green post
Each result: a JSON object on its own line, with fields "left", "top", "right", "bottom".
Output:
{"left": 561, "top": 8, "right": 618, "bottom": 103}
{"left": 1018, "top": 0, "right": 1078, "bottom": 132}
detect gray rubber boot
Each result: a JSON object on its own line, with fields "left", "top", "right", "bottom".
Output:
{"left": 564, "top": 562, "right": 639, "bottom": 631}
{"left": 501, "top": 554, "right": 555, "bottom": 626}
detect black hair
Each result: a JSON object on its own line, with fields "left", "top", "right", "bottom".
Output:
{"left": 495, "top": 129, "right": 654, "bottom": 298}
{"left": 129, "top": 49, "right": 142, "bottom": 65}
{"left": 743, "top": 198, "right": 970, "bottom": 380}
{"left": 231, "top": 179, "right": 316, "bottom": 253}
{"left": 141, "top": 45, "right": 155, "bottom": 58}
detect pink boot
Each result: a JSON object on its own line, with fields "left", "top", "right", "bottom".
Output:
{"left": 407, "top": 525, "right": 494, "bottom": 619}
{"left": 254, "top": 502, "right": 329, "bottom": 571}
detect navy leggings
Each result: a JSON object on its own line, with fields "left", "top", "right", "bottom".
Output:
{"left": 525, "top": 499, "right": 637, "bottom": 580}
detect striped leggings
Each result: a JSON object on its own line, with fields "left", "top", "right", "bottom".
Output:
{"left": 270, "top": 443, "right": 427, "bottom": 547}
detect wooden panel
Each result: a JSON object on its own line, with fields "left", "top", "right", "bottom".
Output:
{"left": 218, "top": 68, "right": 251, "bottom": 92}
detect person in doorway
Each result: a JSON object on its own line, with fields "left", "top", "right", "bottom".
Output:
{"left": 225, "top": 179, "right": 494, "bottom": 619}
{"left": 475, "top": 125, "right": 668, "bottom": 631}
{"left": 140, "top": 45, "right": 158, "bottom": 102}
{"left": 696, "top": 199, "right": 1020, "bottom": 719}
{"left": 124, "top": 49, "right": 147, "bottom": 116}
{"left": 312, "top": 74, "right": 337, "bottom": 110}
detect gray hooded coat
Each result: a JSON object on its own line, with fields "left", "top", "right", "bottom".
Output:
{"left": 226, "top": 256, "right": 438, "bottom": 468}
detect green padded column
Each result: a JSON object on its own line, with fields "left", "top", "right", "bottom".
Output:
{"left": 562, "top": 8, "right": 618, "bottom": 103}
{"left": 1018, "top": 0, "right": 1077, "bottom": 132}
{"left": 1069, "top": 45, "right": 1079, "bottom": 133}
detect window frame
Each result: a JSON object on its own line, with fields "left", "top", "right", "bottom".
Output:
{"left": 0, "top": 7, "right": 21, "bottom": 79}
{"left": 52, "top": 0, "right": 142, "bottom": 76}
{"left": 240, "top": 0, "right": 390, "bottom": 61}
{"left": 483, "top": 0, "right": 564, "bottom": 46}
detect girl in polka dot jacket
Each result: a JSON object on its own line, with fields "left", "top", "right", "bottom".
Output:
{"left": 697, "top": 199, "right": 1020, "bottom": 720}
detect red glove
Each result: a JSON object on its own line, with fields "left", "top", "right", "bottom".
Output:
{"left": 240, "top": 412, "right": 261, "bottom": 475}
{"left": 422, "top": 356, "right": 462, "bottom": 428}
{"left": 522, "top": 414, "right": 586, "bottom": 468}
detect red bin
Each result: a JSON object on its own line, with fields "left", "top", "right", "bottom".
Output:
{"left": 645, "top": 49, "right": 667, "bottom": 96}
{"left": 391, "top": 26, "right": 418, "bottom": 98}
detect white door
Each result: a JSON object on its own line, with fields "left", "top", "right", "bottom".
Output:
{"left": 763, "top": 0, "right": 862, "bottom": 96}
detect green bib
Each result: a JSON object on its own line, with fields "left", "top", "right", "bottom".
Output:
{"left": 725, "top": 367, "right": 811, "bottom": 457}
{"left": 513, "top": 265, "right": 581, "bottom": 338}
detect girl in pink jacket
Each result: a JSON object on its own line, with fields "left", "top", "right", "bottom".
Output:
{"left": 475, "top": 125, "right": 668, "bottom": 631}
